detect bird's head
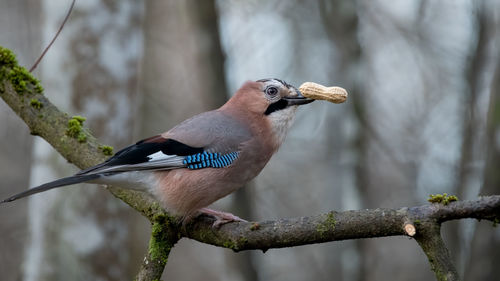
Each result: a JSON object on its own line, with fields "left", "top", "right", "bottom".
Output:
{"left": 257, "top": 78, "right": 314, "bottom": 114}
{"left": 222, "top": 78, "right": 314, "bottom": 146}
{"left": 224, "top": 78, "right": 314, "bottom": 115}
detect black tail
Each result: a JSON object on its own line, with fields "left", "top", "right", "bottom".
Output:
{"left": 1, "top": 174, "right": 100, "bottom": 204}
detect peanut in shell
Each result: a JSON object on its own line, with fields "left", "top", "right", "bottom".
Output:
{"left": 299, "top": 82, "right": 348, "bottom": 104}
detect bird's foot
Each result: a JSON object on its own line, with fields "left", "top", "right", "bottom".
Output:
{"left": 199, "top": 208, "right": 247, "bottom": 228}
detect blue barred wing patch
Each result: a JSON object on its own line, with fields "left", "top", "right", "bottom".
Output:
{"left": 183, "top": 152, "right": 240, "bottom": 170}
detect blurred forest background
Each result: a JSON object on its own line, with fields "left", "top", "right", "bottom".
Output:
{"left": 1, "top": 0, "right": 499, "bottom": 280}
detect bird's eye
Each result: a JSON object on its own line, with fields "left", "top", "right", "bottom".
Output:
{"left": 266, "top": 86, "right": 278, "bottom": 97}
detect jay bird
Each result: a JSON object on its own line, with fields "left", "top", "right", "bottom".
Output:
{"left": 1, "top": 79, "right": 314, "bottom": 225}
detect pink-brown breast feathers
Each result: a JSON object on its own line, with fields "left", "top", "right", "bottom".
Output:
{"left": 153, "top": 167, "right": 239, "bottom": 218}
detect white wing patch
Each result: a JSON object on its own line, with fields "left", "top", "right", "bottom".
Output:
{"left": 148, "top": 151, "right": 172, "bottom": 161}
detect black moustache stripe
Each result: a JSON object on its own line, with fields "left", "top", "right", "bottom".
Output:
{"left": 264, "top": 99, "right": 288, "bottom": 115}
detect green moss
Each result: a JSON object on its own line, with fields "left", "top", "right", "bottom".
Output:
{"left": 434, "top": 271, "right": 449, "bottom": 281}
{"left": 493, "top": 218, "right": 499, "bottom": 227}
{"left": 72, "top": 115, "right": 86, "bottom": 123}
{"left": 0, "top": 47, "right": 44, "bottom": 95}
{"left": 8, "top": 66, "right": 43, "bottom": 94}
{"left": 99, "top": 145, "right": 114, "bottom": 156}
{"left": 414, "top": 219, "right": 421, "bottom": 226}
{"left": 149, "top": 222, "right": 170, "bottom": 263}
{"left": 77, "top": 133, "right": 87, "bottom": 142}
{"left": 148, "top": 214, "right": 172, "bottom": 264}
{"left": 220, "top": 235, "right": 248, "bottom": 251}
{"left": 317, "top": 212, "right": 336, "bottom": 237}
{"left": 34, "top": 83, "right": 44, "bottom": 93}
{"left": 427, "top": 193, "right": 458, "bottom": 205}
{"left": 0, "top": 46, "right": 17, "bottom": 68}
{"left": 30, "top": 98, "right": 42, "bottom": 109}
{"left": 66, "top": 115, "right": 87, "bottom": 143}
{"left": 238, "top": 236, "right": 248, "bottom": 245}
{"left": 250, "top": 222, "right": 260, "bottom": 231}
{"left": 222, "top": 240, "right": 237, "bottom": 250}
{"left": 0, "top": 47, "right": 17, "bottom": 92}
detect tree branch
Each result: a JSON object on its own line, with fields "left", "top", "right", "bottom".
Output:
{"left": 136, "top": 214, "right": 180, "bottom": 281}
{"left": 415, "top": 223, "right": 459, "bottom": 281}
{"left": 0, "top": 46, "right": 170, "bottom": 280}
{"left": 0, "top": 46, "right": 160, "bottom": 220}
{"left": 182, "top": 196, "right": 500, "bottom": 252}
{"left": 2, "top": 46, "right": 499, "bottom": 280}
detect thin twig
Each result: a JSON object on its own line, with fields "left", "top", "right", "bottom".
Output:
{"left": 29, "top": 0, "right": 76, "bottom": 72}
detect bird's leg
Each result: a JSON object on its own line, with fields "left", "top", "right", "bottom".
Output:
{"left": 199, "top": 208, "right": 247, "bottom": 228}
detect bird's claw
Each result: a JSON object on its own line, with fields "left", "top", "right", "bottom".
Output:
{"left": 199, "top": 208, "right": 247, "bottom": 228}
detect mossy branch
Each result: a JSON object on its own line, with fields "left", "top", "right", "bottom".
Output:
{"left": 182, "top": 196, "right": 500, "bottom": 252}
{"left": 0, "top": 46, "right": 170, "bottom": 280}
{"left": 0, "top": 46, "right": 159, "bottom": 219}
{"left": 136, "top": 214, "right": 180, "bottom": 281}
{"left": 2, "top": 46, "right": 500, "bottom": 281}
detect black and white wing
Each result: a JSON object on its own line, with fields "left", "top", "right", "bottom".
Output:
{"left": 76, "top": 136, "right": 204, "bottom": 175}
{"left": 0, "top": 110, "right": 251, "bottom": 204}
{"left": 81, "top": 110, "right": 253, "bottom": 175}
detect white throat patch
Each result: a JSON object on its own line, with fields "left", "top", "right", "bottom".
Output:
{"left": 267, "top": 106, "right": 297, "bottom": 146}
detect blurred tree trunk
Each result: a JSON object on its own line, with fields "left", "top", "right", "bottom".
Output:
{"left": 446, "top": 0, "right": 489, "bottom": 271}
{"left": 24, "top": 1, "right": 144, "bottom": 280}
{"left": 0, "top": 1, "right": 41, "bottom": 280}
{"left": 138, "top": 1, "right": 259, "bottom": 280}
{"left": 322, "top": 1, "right": 436, "bottom": 280}
{"left": 320, "top": 0, "right": 367, "bottom": 280}
{"left": 463, "top": 52, "right": 500, "bottom": 281}
{"left": 138, "top": 0, "right": 227, "bottom": 134}
{"left": 455, "top": 0, "right": 488, "bottom": 210}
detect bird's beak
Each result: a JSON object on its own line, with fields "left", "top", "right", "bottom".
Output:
{"left": 283, "top": 88, "right": 314, "bottom": 106}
